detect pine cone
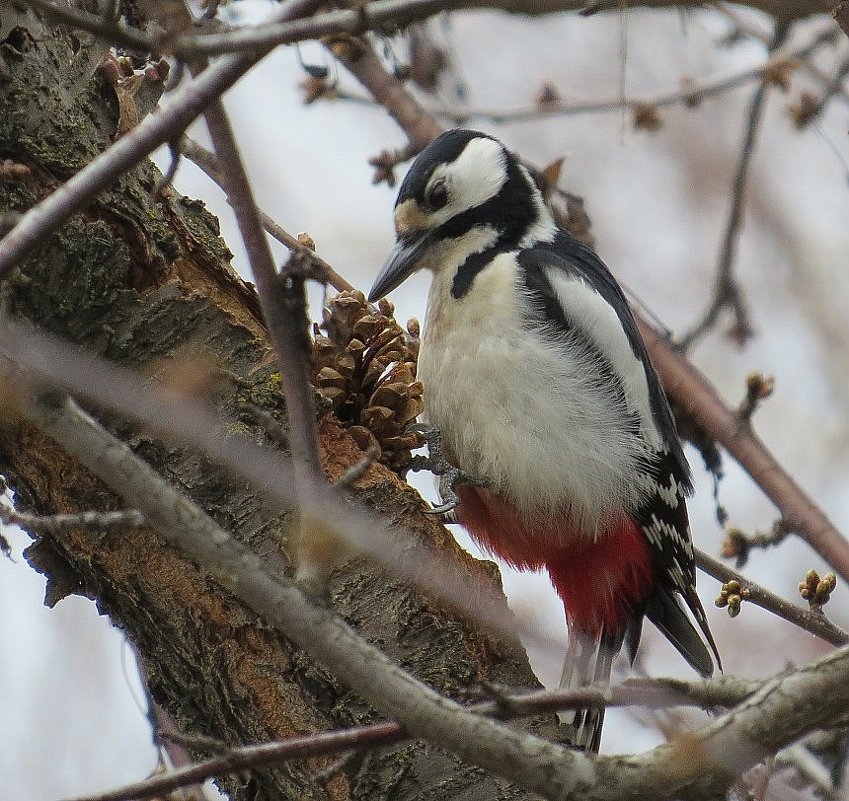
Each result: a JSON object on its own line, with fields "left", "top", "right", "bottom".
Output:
{"left": 312, "top": 290, "right": 423, "bottom": 475}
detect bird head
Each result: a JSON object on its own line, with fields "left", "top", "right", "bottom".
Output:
{"left": 368, "top": 129, "right": 546, "bottom": 301}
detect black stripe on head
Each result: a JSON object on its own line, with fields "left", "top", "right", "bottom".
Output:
{"left": 396, "top": 129, "right": 493, "bottom": 206}
{"left": 396, "top": 130, "right": 543, "bottom": 299}
{"left": 447, "top": 155, "right": 541, "bottom": 298}
{"left": 441, "top": 153, "right": 537, "bottom": 242}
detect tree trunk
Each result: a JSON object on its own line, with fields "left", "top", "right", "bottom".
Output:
{"left": 0, "top": 9, "right": 556, "bottom": 800}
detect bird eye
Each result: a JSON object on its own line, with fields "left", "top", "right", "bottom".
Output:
{"left": 426, "top": 181, "right": 448, "bottom": 210}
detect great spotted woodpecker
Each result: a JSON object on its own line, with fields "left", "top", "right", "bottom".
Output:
{"left": 368, "top": 129, "right": 720, "bottom": 752}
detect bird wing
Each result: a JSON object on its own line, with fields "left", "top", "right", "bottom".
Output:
{"left": 517, "top": 233, "right": 720, "bottom": 673}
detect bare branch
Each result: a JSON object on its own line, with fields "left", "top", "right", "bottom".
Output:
{"left": 332, "top": 36, "right": 444, "bottom": 154}
{"left": 62, "top": 676, "right": 761, "bottom": 801}
{"left": 24, "top": 0, "right": 836, "bottom": 67}
{"left": 715, "top": 2, "right": 849, "bottom": 108}
{"left": 0, "top": 0, "right": 326, "bottom": 280}
{"left": 180, "top": 136, "right": 354, "bottom": 292}
{"left": 697, "top": 549, "right": 849, "bottom": 647}
{"left": 428, "top": 27, "right": 839, "bottom": 124}
{"left": 122, "top": 0, "right": 842, "bottom": 59}
{"left": 0, "top": 506, "right": 145, "bottom": 534}
{"left": 201, "top": 94, "right": 323, "bottom": 484}
{"left": 679, "top": 21, "right": 791, "bottom": 350}
{"left": 639, "top": 319, "right": 849, "bottom": 583}
{"left": 20, "top": 0, "right": 152, "bottom": 51}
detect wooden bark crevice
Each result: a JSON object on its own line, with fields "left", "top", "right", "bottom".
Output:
{"left": 0, "top": 13, "right": 555, "bottom": 801}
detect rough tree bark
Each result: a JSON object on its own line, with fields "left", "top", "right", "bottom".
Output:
{"left": 0, "top": 10, "right": 557, "bottom": 801}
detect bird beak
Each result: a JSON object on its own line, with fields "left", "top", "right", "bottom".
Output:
{"left": 368, "top": 232, "right": 432, "bottom": 302}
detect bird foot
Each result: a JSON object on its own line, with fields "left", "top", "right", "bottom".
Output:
{"left": 407, "top": 423, "right": 491, "bottom": 515}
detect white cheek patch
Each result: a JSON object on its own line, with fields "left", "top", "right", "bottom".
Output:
{"left": 545, "top": 268, "right": 663, "bottom": 449}
{"left": 422, "top": 137, "right": 509, "bottom": 229}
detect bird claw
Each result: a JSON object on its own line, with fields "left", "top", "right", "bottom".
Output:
{"left": 406, "top": 423, "right": 490, "bottom": 516}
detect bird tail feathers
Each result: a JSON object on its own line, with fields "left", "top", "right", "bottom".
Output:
{"left": 645, "top": 586, "right": 721, "bottom": 677}
{"left": 558, "top": 627, "right": 616, "bottom": 753}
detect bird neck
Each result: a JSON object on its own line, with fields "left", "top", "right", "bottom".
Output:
{"left": 444, "top": 161, "right": 557, "bottom": 299}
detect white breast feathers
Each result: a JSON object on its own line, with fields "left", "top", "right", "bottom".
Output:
{"left": 418, "top": 253, "right": 657, "bottom": 541}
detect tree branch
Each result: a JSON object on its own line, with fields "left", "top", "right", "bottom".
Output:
{"left": 179, "top": 136, "right": 354, "bottom": 292}
{"left": 0, "top": 0, "right": 326, "bottom": 280}
{"left": 696, "top": 548, "right": 849, "bottom": 647}
{"left": 202, "top": 91, "right": 324, "bottom": 487}
{"left": 20, "top": 0, "right": 152, "bottom": 52}
{"left": 678, "top": 21, "right": 791, "bottom": 349}
{"left": 426, "top": 26, "right": 838, "bottom": 124}
{"left": 0, "top": 505, "right": 145, "bottom": 534}
{"left": 64, "top": 676, "right": 762, "bottom": 801}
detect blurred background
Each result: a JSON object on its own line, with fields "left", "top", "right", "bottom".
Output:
{"left": 3, "top": 2, "right": 849, "bottom": 798}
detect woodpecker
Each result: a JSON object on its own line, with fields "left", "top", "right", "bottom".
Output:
{"left": 368, "top": 129, "right": 720, "bottom": 752}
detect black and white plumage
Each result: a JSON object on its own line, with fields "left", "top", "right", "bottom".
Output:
{"left": 369, "top": 129, "right": 719, "bottom": 752}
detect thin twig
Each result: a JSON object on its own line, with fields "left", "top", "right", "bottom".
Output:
{"left": 0, "top": 506, "right": 145, "bottom": 534}
{"left": 130, "top": 646, "right": 212, "bottom": 801}
{"left": 697, "top": 548, "right": 849, "bottom": 647}
{"left": 429, "top": 27, "right": 836, "bottom": 124}
{"left": 721, "top": 517, "right": 792, "bottom": 568}
{"left": 678, "top": 21, "right": 791, "bottom": 350}
{"left": 23, "top": 0, "right": 840, "bottom": 80}
{"left": 236, "top": 402, "right": 290, "bottom": 449}
{"left": 0, "top": 0, "right": 326, "bottom": 280}
{"left": 180, "top": 136, "right": 353, "bottom": 292}
{"left": 201, "top": 94, "right": 323, "bottom": 481}
{"left": 159, "top": 726, "right": 230, "bottom": 755}
{"left": 713, "top": 2, "right": 849, "bottom": 109}
{"left": 735, "top": 371, "right": 775, "bottom": 428}
{"left": 794, "top": 54, "right": 849, "bottom": 128}
{"left": 776, "top": 741, "right": 841, "bottom": 800}
{"left": 332, "top": 446, "right": 380, "bottom": 488}
{"left": 60, "top": 676, "right": 760, "bottom": 801}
